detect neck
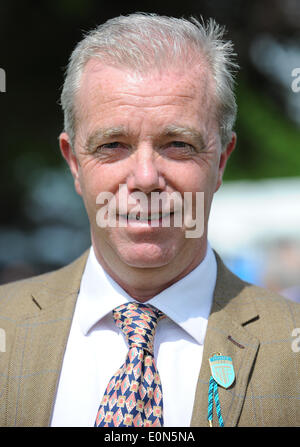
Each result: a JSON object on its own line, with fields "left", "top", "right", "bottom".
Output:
{"left": 92, "top": 239, "right": 208, "bottom": 302}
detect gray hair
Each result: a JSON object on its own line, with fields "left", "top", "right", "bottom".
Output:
{"left": 60, "top": 13, "right": 239, "bottom": 150}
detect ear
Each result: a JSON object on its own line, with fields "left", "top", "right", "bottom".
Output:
{"left": 59, "top": 132, "right": 82, "bottom": 196}
{"left": 215, "top": 132, "right": 236, "bottom": 192}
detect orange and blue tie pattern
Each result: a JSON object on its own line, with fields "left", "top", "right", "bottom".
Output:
{"left": 95, "top": 302, "right": 165, "bottom": 427}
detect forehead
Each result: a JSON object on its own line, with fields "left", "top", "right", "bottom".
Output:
{"left": 80, "top": 56, "right": 214, "bottom": 99}
{"left": 75, "top": 59, "right": 217, "bottom": 134}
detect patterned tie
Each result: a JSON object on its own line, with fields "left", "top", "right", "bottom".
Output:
{"left": 95, "top": 302, "right": 165, "bottom": 427}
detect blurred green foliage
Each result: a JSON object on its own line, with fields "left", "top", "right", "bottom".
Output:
{"left": 228, "top": 75, "right": 300, "bottom": 180}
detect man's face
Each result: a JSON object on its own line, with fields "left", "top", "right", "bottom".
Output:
{"left": 60, "top": 59, "right": 235, "bottom": 283}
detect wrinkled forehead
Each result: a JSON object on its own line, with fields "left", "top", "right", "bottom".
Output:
{"left": 75, "top": 56, "right": 217, "bottom": 118}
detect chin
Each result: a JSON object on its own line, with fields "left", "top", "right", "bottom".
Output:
{"left": 118, "top": 244, "right": 177, "bottom": 269}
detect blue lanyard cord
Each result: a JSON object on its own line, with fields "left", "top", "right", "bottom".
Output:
{"left": 207, "top": 376, "right": 224, "bottom": 427}
{"left": 207, "top": 376, "right": 214, "bottom": 426}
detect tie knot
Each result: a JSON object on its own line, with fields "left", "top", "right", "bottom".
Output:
{"left": 113, "top": 302, "right": 164, "bottom": 354}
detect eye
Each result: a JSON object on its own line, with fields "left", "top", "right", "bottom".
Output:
{"left": 160, "top": 140, "right": 197, "bottom": 160}
{"left": 169, "top": 141, "right": 191, "bottom": 148}
{"left": 98, "top": 142, "right": 125, "bottom": 150}
{"left": 92, "top": 141, "right": 130, "bottom": 162}
{"left": 164, "top": 141, "right": 196, "bottom": 154}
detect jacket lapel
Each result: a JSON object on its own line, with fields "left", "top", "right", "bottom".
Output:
{"left": 191, "top": 254, "right": 260, "bottom": 427}
{"left": 6, "top": 252, "right": 89, "bottom": 427}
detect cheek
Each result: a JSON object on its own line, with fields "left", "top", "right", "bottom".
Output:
{"left": 77, "top": 165, "right": 104, "bottom": 217}
{"left": 175, "top": 162, "right": 219, "bottom": 221}
{"left": 78, "top": 161, "right": 128, "bottom": 222}
{"left": 174, "top": 163, "right": 215, "bottom": 194}
{"left": 79, "top": 159, "right": 116, "bottom": 194}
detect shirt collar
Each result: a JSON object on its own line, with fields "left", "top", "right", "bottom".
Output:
{"left": 78, "top": 244, "right": 217, "bottom": 345}
{"left": 147, "top": 244, "right": 216, "bottom": 345}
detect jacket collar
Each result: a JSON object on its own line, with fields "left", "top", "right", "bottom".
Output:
{"left": 191, "top": 253, "right": 260, "bottom": 427}
{"left": 6, "top": 252, "right": 89, "bottom": 427}
{"left": 30, "top": 251, "right": 90, "bottom": 313}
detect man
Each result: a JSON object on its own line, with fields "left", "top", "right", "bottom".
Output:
{"left": 0, "top": 13, "right": 299, "bottom": 427}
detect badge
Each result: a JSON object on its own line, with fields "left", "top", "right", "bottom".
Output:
{"left": 208, "top": 354, "right": 235, "bottom": 389}
{"left": 207, "top": 353, "right": 235, "bottom": 427}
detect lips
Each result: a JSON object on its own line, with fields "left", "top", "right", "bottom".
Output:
{"left": 119, "top": 211, "right": 174, "bottom": 222}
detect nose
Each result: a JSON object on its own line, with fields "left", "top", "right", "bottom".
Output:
{"left": 127, "top": 143, "right": 165, "bottom": 194}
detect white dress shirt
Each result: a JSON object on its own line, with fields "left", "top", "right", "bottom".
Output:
{"left": 50, "top": 244, "right": 217, "bottom": 427}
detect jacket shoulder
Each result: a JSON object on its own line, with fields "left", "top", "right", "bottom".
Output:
{"left": 237, "top": 282, "right": 300, "bottom": 349}
{"left": 0, "top": 251, "right": 89, "bottom": 320}
{"left": 245, "top": 282, "right": 300, "bottom": 319}
{"left": 216, "top": 252, "right": 300, "bottom": 318}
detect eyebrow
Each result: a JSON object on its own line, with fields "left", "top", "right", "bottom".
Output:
{"left": 85, "top": 126, "right": 129, "bottom": 152}
{"left": 85, "top": 124, "right": 205, "bottom": 152}
{"left": 161, "top": 125, "right": 206, "bottom": 149}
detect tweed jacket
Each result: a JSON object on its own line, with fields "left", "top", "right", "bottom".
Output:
{"left": 0, "top": 251, "right": 299, "bottom": 427}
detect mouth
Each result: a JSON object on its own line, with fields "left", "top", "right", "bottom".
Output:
{"left": 118, "top": 211, "right": 175, "bottom": 225}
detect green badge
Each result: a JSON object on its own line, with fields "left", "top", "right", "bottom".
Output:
{"left": 208, "top": 354, "right": 235, "bottom": 389}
